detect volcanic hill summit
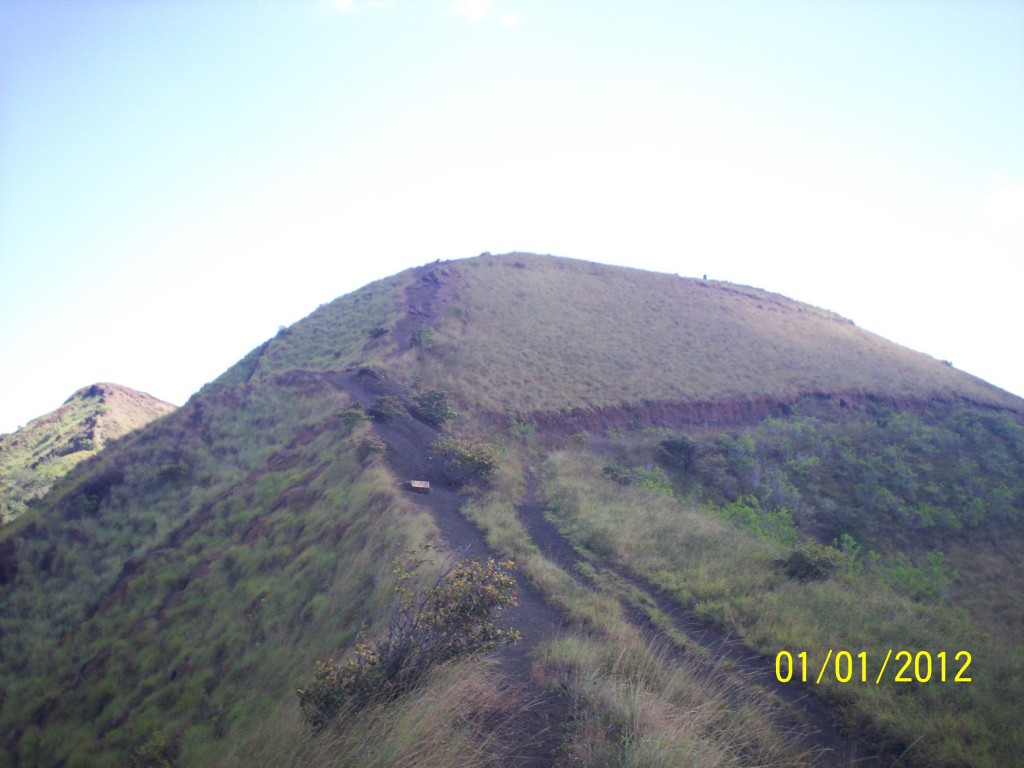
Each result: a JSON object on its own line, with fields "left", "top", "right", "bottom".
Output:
{"left": 0, "top": 383, "right": 176, "bottom": 524}
{"left": 219, "top": 252, "right": 1023, "bottom": 417}
{"left": 2, "top": 253, "right": 1022, "bottom": 768}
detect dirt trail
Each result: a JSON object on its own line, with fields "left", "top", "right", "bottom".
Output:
{"left": 329, "top": 266, "right": 884, "bottom": 765}
{"left": 389, "top": 262, "right": 461, "bottom": 355}
{"left": 329, "top": 366, "right": 888, "bottom": 767}
{"left": 327, "top": 368, "right": 572, "bottom": 767}
{"left": 514, "top": 470, "right": 884, "bottom": 767}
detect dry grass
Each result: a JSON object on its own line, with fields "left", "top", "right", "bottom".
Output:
{"left": 456, "top": 446, "right": 817, "bottom": 765}
{"left": 399, "top": 253, "right": 1021, "bottom": 415}
{"left": 541, "top": 445, "right": 1024, "bottom": 768}
{"left": 215, "top": 656, "right": 523, "bottom": 768}
{"left": 538, "top": 634, "right": 817, "bottom": 768}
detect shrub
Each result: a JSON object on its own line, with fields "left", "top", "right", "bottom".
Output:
{"left": 601, "top": 464, "right": 674, "bottom": 496}
{"left": 432, "top": 436, "right": 498, "bottom": 479}
{"left": 601, "top": 464, "right": 633, "bottom": 485}
{"left": 413, "top": 389, "right": 456, "bottom": 425}
{"left": 156, "top": 462, "right": 191, "bottom": 483}
{"left": 337, "top": 403, "right": 367, "bottom": 431}
{"left": 722, "top": 495, "right": 797, "bottom": 545}
{"left": 131, "top": 730, "right": 177, "bottom": 768}
{"left": 884, "top": 551, "right": 958, "bottom": 601}
{"left": 410, "top": 327, "right": 435, "bottom": 349}
{"left": 297, "top": 551, "right": 519, "bottom": 730}
{"left": 356, "top": 435, "right": 387, "bottom": 462}
{"left": 658, "top": 435, "right": 699, "bottom": 471}
{"left": 782, "top": 540, "right": 848, "bottom": 582}
{"left": 505, "top": 410, "right": 538, "bottom": 447}
{"left": 368, "top": 395, "right": 408, "bottom": 421}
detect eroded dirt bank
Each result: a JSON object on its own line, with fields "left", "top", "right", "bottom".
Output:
{"left": 489, "top": 390, "right": 1012, "bottom": 439}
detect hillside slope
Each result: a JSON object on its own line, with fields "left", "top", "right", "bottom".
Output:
{"left": 1, "top": 253, "right": 1022, "bottom": 767}
{"left": 412, "top": 254, "right": 1023, "bottom": 414}
{"left": 0, "top": 384, "right": 177, "bottom": 524}
{"left": 231, "top": 252, "right": 1022, "bottom": 417}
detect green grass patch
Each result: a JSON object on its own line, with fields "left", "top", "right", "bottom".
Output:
{"left": 542, "top": 445, "right": 1024, "bottom": 768}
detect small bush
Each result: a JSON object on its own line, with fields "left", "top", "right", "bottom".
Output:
{"left": 601, "top": 465, "right": 674, "bottom": 496}
{"left": 884, "top": 551, "right": 958, "bottom": 601}
{"left": 722, "top": 496, "right": 797, "bottom": 545}
{"left": 601, "top": 464, "right": 633, "bottom": 485}
{"left": 356, "top": 435, "right": 387, "bottom": 462}
{"left": 368, "top": 395, "right": 408, "bottom": 421}
{"left": 411, "top": 327, "right": 435, "bottom": 349}
{"left": 432, "top": 436, "right": 498, "bottom": 479}
{"left": 337, "top": 403, "right": 367, "bottom": 431}
{"left": 413, "top": 389, "right": 456, "bottom": 425}
{"left": 505, "top": 410, "right": 538, "bottom": 447}
{"left": 156, "top": 462, "right": 191, "bottom": 483}
{"left": 131, "top": 730, "right": 177, "bottom": 768}
{"left": 297, "top": 551, "right": 519, "bottom": 730}
{"left": 658, "top": 435, "right": 699, "bottom": 471}
{"left": 783, "top": 540, "right": 848, "bottom": 582}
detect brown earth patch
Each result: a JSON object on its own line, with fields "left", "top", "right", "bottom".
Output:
{"left": 325, "top": 367, "right": 574, "bottom": 767}
{"left": 491, "top": 391, "right": 1016, "bottom": 442}
{"left": 390, "top": 262, "right": 461, "bottom": 353}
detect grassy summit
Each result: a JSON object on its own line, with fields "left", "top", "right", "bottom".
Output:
{"left": 0, "top": 384, "right": 176, "bottom": 524}
{"left": 231, "top": 252, "right": 1021, "bottom": 414}
{"left": 1, "top": 253, "right": 1022, "bottom": 767}
{"left": 411, "top": 254, "right": 1021, "bottom": 412}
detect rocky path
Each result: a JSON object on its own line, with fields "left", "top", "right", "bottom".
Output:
{"left": 329, "top": 366, "right": 883, "bottom": 767}
{"left": 513, "top": 470, "right": 883, "bottom": 767}
{"left": 328, "top": 368, "right": 573, "bottom": 767}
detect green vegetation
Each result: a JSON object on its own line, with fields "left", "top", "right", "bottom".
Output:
{"left": 601, "top": 464, "right": 674, "bottom": 496}
{"left": 674, "top": 400, "right": 1024, "bottom": 553}
{"left": 410, "top": 326, "right": 435, "bottom": 349}
{"left": 542, "top": 442, "right": 1024, "bottom": 767}
{"left": 404, "top": 253, "right": 1022, "bottom": 414}
{"left": 455, "top": 445, "right": 825, "bottom": 765}
{"left": 0, "top": 383, "right": 175, "bottom": 525}
{"left": 213, "top": 656, "right": 523, "bottom": 768}
{"left": 298, "top": 550, "right": 519, "bottom": 729}
{"left": 536, "top": 635, "right": 807, "bottom": 767}
{"left": 412, "top": 388, "right": 456, "bottom": 425}
{"left": 458, "top": 452, "right": 626, "bottom": 635}
{"left": 368, "top": 394, "right": 408, "bottom": 421}
{"left": 4, "top": 253, "right": 1024, "bottom": 767}
{"left": 782, "top": 539, "right": 853, "bottom": 582}
{"left": 356, "top": 435, "right": 387, "bottom": 462}
{"left": 0, "top": 377, "right": 439, "bottom": 766}
{"left": 431, "top": 436, "right": 498, "bottom": 479}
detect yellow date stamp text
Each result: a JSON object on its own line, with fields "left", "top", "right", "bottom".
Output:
{"left": 775, "top": 650, "right": 972, "bottom": 685}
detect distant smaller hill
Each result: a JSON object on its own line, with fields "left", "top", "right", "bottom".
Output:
{"left": 0, "top": 383, "right": 177, "bottom": 524}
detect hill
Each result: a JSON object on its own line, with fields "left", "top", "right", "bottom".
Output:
{"left": 0, "top": 384, "right": 177, "bottom": 525}
{"left": 1, "top": 253, "right": 1022, "bottom": 768}
{"left": 224, "top": 252, "right": 1022, "bottom": 414}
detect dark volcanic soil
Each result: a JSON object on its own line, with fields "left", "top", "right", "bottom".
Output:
{"left": 326, "top": 366, "right": 893, "bottom": 767}
{"left": 514, "top": 471, "right": 882, "bottom": 767}
{"left": 328, "top": 367, "right": 573, "bottom": 767}
{"left": 316, "top": 265, "right": 892, "bottom": 766}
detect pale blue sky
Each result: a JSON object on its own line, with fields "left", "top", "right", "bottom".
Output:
{"left": 1, "top": 0, "right": 1022, "bottom": 432}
